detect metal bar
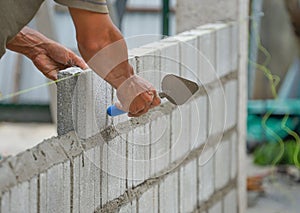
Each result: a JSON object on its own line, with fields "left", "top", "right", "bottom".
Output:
{"left": 248, "top": 0, "right": 263, "bottom": 99}
{"left": 162, "top": 0, "right": 170, "bottom": 36}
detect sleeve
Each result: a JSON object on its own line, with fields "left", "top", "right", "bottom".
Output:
{"left": 54, "top": 0, "right": 109, "bottom": 14}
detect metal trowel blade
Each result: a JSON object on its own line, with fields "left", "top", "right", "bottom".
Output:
{"left": 159, "top": 74, "right": 199, "bottom": 105}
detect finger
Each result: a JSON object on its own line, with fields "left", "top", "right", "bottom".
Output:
{"left": 129, "top": 99, "right": 146, "bottom": 115}
{"left": 140, "top": 91, "right": 154, "bottom": 105}
{"left": 128, "top": 107, "right": 149, "bottom": 117}
{"left": 44, "top": 69, "right": 58, "bottom": 80}
{"left": 150, "top": 96, "right": 161, "bottom": 108}
{"left": 68, "top": 52, "right": 88, "bottom": 69}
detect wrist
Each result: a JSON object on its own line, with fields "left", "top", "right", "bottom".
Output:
{"left": 105, "top": 62, "right": 134, "bottom": 89}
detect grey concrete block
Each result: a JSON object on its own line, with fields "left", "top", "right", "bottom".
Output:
{"left": 208, "top": 200, "right": 222, "bottom": 213}
{"left": 29, "top": 177, "right": 38, "bottom": 213}
{"left": 45, "top": 163, "right": 70, "bottom": 213}
{"left": 174, "top": 34, "right": 199, "bottom": 80}
{"left": 150, "top": 113, "right": 171, "bottom": 177}
{"left": 39, "top": 173, "right": 47, "bottom": 213}
{"left": 230, "top": 22, "right": 239, "bottom": 71}
{"left": 225, "top": 80, "right": 238, "bottom": 130}
{"left": 10, "top": 182, "right": 29, "bottom": 213}
{"left": 171, "top": 105, "right": 191, "bottom": 163}
{"left": 101, "top": 136, "right": 126, "bottom": 204}
{"left": 70, "top": 70, "right": 104, "bottom": 139}
{"left": 72, "top": 155, "right": 80, "bottom": 213}
{"left": 215, "top": 140, "right": 230, "bottom": 189}
{"left": 78, "top": 149, "right": 98, "bottom": 212}
{"left": 216, "top": 24, "right": 232, "bottom": 76}
{"left": 199, "top": 148, "right": 215, "bottom": 203}
{"left": 159, "top": 40, "right": 180, "bottom": 77}
{"left": 208, "top": 87, "right": 226, "bottom": 136}
{"left": 180, "top": 160, "right": 197, "bottom": 213}
{"left": 197, "top": 28, "right": 217, "bottom": 85}
{"left": 224, "top": 189, "right": 237, "bottom": 213}
{"left": 128, "top": 125, "right": 151, "bottom": 188}
{"left": 159, "top": 171, "right": 179, "bottom": 213}
{"left": 230, "top": 133, "right": 238, "bottom": 179}
{"left": 190, "top": 95, "right": 208, "bottom": 149}
{"left": 57, "top": 68, "right": 82, "bottom": 136}
{"left": 138, "top": 185, "right": 158, "bottom": 213}
{"left": 1, "top": 191, "right": 10, "bottom": 213}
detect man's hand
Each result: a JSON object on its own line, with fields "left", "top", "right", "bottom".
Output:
{"left": 127, "top": 90, "right": 161, "bottom": 117}
{"left": 7, "top": 27, "right": 88, "bottom": 80}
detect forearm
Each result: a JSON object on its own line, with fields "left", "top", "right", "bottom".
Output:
{"left": 69, "top": 8, "right": 133, "bottom": 89}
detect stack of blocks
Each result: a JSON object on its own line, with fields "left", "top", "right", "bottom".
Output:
{"left": 0, "top": 21, "right": 243, "bottom": 213}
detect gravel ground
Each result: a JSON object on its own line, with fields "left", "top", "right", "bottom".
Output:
{"left": 246, "top": 155, "right": 300, "bottom": 213}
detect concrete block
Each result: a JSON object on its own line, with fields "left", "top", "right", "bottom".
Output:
{"left": 230, "top": 133, "right": 238, "bottom": 179}
{"left": 208, "top": 200, "right": 222, "bottom": 213}
{"left": 138, "top": 185, "right": 158, "bottom": 213}
{"left": 216, "top": 25, "right": 232, "bottom": 76}
{"left": 127, "top": 125, "right": 151, "bottom": 188}
{"left": 1, "top": 191, "right": 10, "bottom": 213}
{"left": 173, "top": 34, "right": 199, "bottom": 81}
{"left": 57, "top": 68, "right": 82, "bottom": 135}
{"left": 79, "top": 149, "right": 98, "bottom": 212}
{"left": 225, "top": 80, "right": 238, "bottom": 130}
{"left": 171, "top": 105, "right": 191, "bottom": 163}
{"left": 10, "top": 182, "right": 29, "bottom": 213}
{"left": 0, "top": 161, "right": 17, "bottom": 192}
{"left": 119, "top": 200, "right": 137, "bottom": 213}
{"left": 197, "top": 29, "right": 217, "bottom": 85}
{"left": 159, "top": 171, "right": 179, "bottom": 213}
{"left": 199, "top": 148, "right": 214, "bottom": 203}
{"left": 38, "top": 162, "right": 71, "bottom": 213}
{"left": 224, "top": 189, "right": 237, "bottom": 213}
{"left": 179, "top": 160, "right": 197, "bottom": 213}
{"left": 72, "top": 155, "right": 80, "bottom": 213}
{"left": 230, "top": 23, "right": 239, "bottom": 71}
{"left": 71, "top": 70, "right": 104, "bottom": 139}
{"left": 190, "top": 95, "right": 208, "bottom": 149}
{"left": 94, "top": 146, "right": 101, "bottom": 208}
{"left": 39, "top": 173, "right": 47, "bottom": 213}
{"left": 159, "top": 40, "right": 180, "bottom": 77}
{"left": 29, "top": 177, "right": 38, "bottom": 213}
{"left": 105, "top": 137, "right": 127, "bottom": 202}
{"left": 208, "top": 87, "right": 226, "bottom": 136}
{"left": 215, "top": 140, "right": 230, "bottom": 189}
{"left": 46, "top": 163, "right": 70, "bottom": 213}
{"left": 150, "top": 113, "right": 171, "bottom": 177}
{"left": 72, "top": 149, "right": 101, "bottom": 211}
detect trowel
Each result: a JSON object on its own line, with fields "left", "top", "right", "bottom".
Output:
{"left": 107, "top": 74, "right": 199, "bottom": 116}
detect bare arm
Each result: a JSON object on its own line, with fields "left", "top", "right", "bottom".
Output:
{"left": 69, "top": 8, "right": 160, "bottom": 116}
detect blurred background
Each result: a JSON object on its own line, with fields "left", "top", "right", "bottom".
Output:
{"left": 0, "top": 0, "right": 300, "bottom": 212}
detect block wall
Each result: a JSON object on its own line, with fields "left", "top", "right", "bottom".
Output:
{"left": 0, "top": 22, "right": 245, "bottom": 213}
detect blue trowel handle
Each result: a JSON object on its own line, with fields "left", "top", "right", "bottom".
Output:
{"left": 107, "top": 105, "right": 126, "bottom": 116}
